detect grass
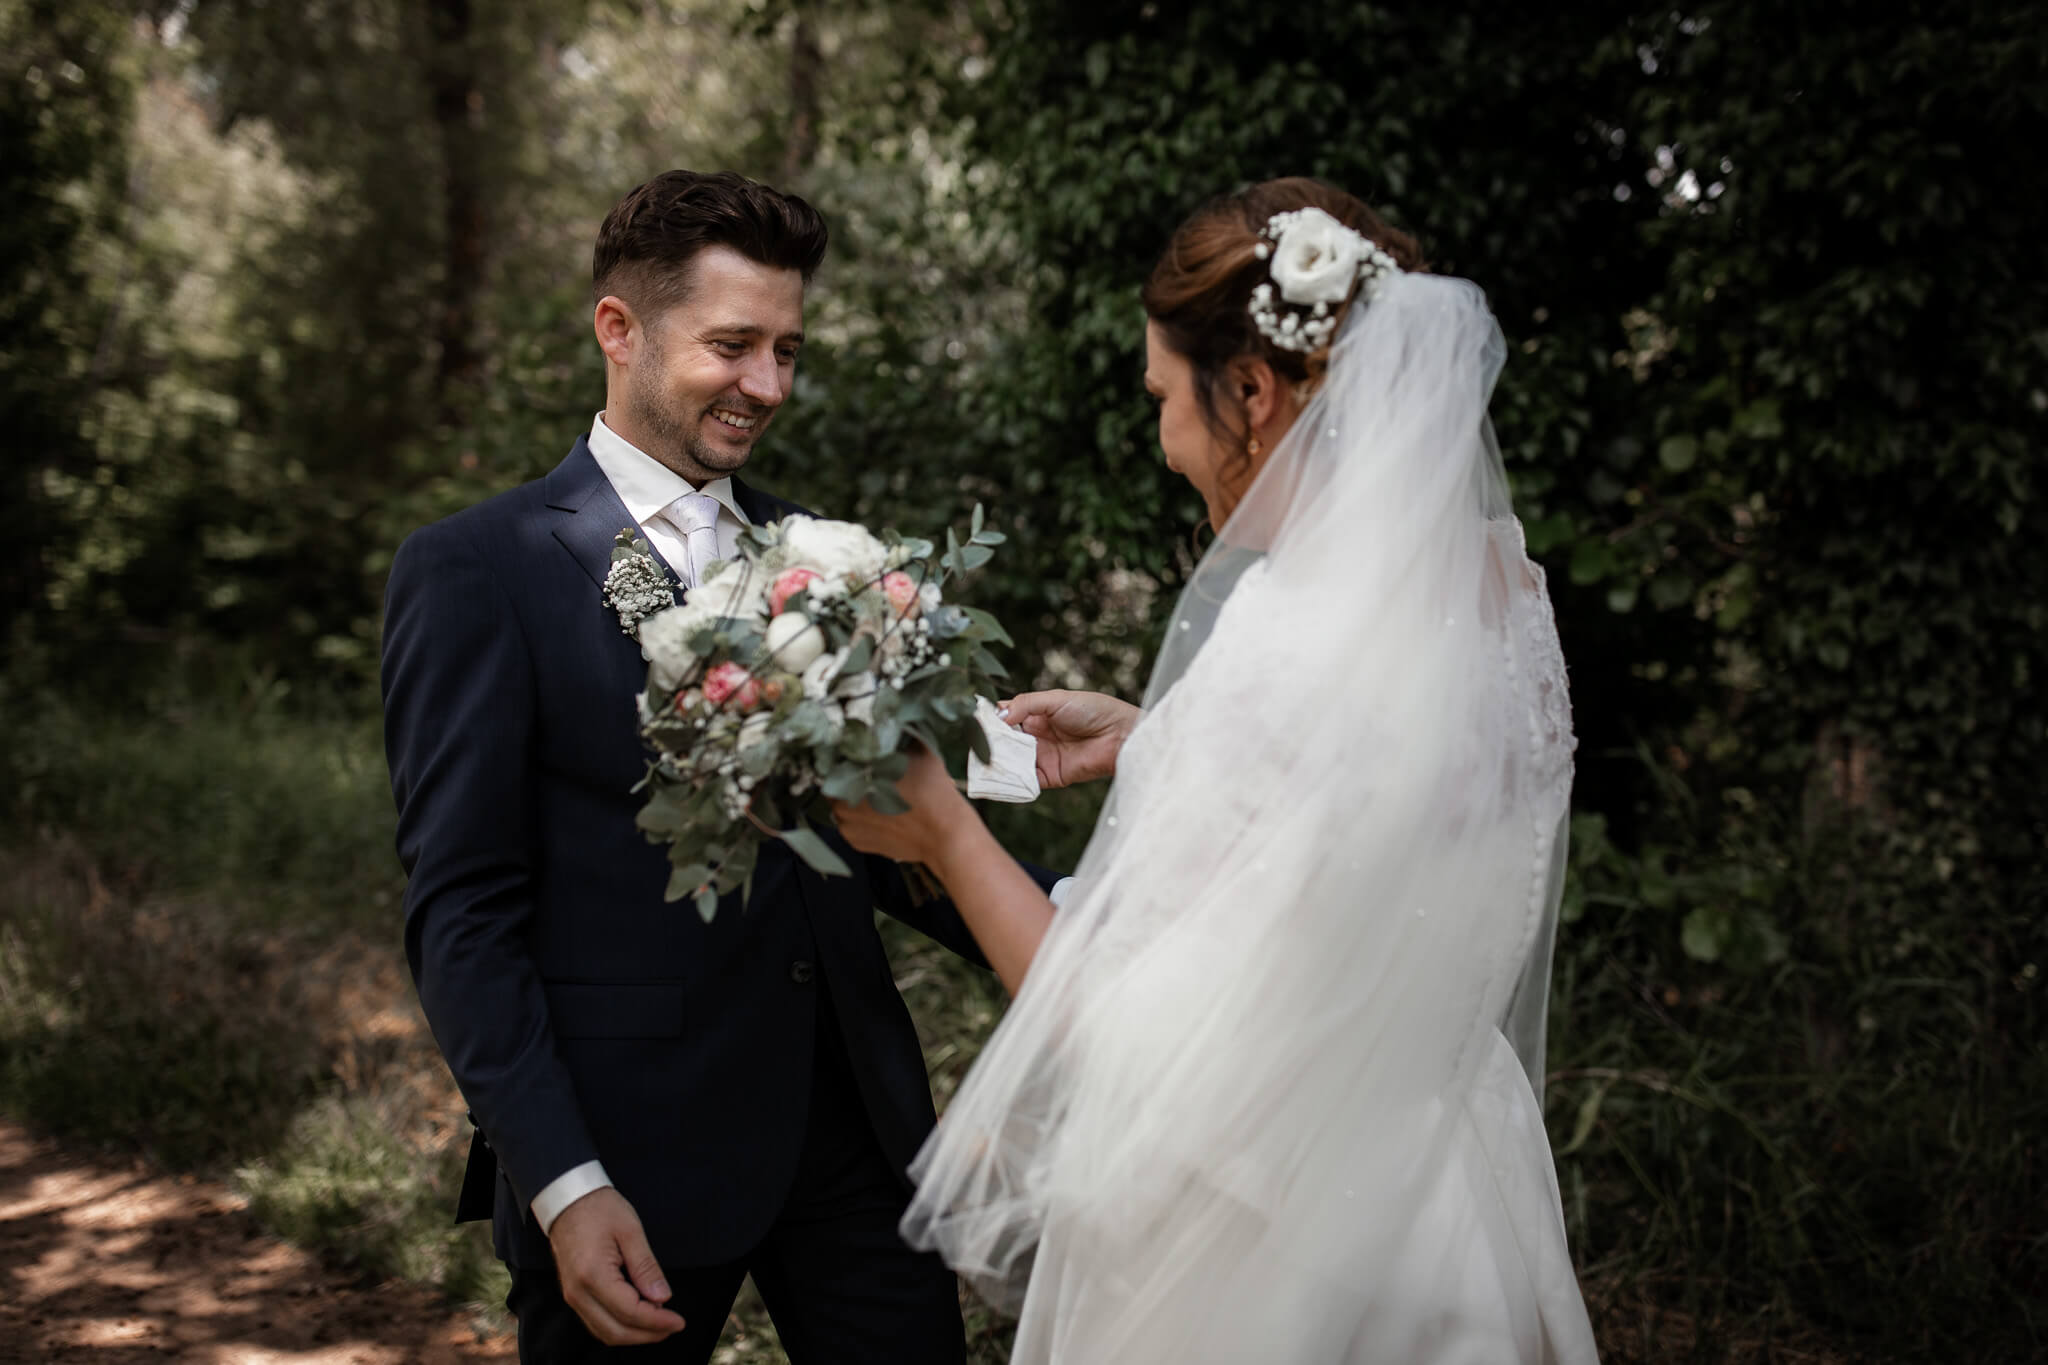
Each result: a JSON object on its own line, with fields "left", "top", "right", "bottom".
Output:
{"left": 0, "top": 673, "right": 509, "bottom": 1324}
{"left": 0, "top": 838, "right": 329, "bottom": 1167}
{"left": 1, "top": 674, "right": 400, "bottom": 927}
{"left": 1547, "top": 808, "right": 2046, "bottom": 1359}
{"left": 1, "top": 675, "right": 2040, "bottom": 1361}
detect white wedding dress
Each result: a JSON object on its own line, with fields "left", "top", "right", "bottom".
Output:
{"left": 903, "top": 275, "right": 1600, "bottom": 1363}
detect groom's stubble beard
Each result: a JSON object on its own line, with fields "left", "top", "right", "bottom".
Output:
{"left": 627, "top": 326, "right": 774, "bottom": 484}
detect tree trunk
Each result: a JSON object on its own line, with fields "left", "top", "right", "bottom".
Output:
{"left": 783, "top": 8, "right": 821, "bottom": 182}
{"left": 426, "top": 0, "right": 485, "bottom": 407}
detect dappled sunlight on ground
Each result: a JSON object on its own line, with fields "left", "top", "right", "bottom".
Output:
{"left": 0, "top": 1119, "right": 512, "bottom": 1364}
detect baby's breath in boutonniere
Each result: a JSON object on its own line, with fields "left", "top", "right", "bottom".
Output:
{"left": 603, "top": 528, "right": 675, "bottom": 637}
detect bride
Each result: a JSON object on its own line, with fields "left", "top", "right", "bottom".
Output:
{"left": 833, "top": 177, "right": 1599, "bottom": 1363}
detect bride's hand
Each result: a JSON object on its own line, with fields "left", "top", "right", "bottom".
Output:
{"left": 999, "top": 690, "right": 1141, "bottom": 788}
{"left": 831, "top": 745, "right": 979, "bottom": 867}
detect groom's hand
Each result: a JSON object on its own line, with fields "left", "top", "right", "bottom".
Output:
{"left": 548, "top": 1187, "right": 686, "bottom": 1345}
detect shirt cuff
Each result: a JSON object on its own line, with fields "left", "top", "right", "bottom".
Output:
{"left": 1049, "top": 877, "right": 1075, "bottom": 908}
{"left": 531, "top": 1160, "right": 613, "bottom": 1235}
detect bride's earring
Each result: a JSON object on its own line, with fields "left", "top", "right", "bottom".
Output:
{"left": 1248, "top": 436, "right": 1263, "bottom": 458}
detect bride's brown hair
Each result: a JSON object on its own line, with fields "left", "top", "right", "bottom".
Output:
{"left": 1142, "top": 177, "right": 1426, "bottom": 485}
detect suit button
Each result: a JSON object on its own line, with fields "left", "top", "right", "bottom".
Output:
{"left": 788, "top": 959, "right": 816, "bottom": 985}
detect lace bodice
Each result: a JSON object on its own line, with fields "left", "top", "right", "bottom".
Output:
{"left": 1494, "top": 518, "right": 1576, "bottom": 802}
{"left": 1118, "top": 526, "right": 1575, "bottom": 833}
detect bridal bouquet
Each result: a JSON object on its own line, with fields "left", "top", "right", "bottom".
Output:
{"left": 609, "top": 507, "right": 1011, "bottom": 920}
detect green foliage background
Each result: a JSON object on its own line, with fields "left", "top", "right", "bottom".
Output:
{"left": 2, "top": 0, "right": 2042, "bottom": 1358}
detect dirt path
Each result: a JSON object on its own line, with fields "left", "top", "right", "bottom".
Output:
{"left": 0, "top": 1118, "right": 514, "bottom": 1364}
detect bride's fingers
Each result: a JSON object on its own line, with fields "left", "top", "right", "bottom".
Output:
{"left": 997, "top": 692, "right": 1060, "bottom": 727}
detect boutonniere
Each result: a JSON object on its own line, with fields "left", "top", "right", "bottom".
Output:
{"left": 602, "top": 528, "right": 675, "bottom": 637}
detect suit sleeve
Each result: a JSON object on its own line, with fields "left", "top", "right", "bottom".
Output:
{"left": 865, "top": 850, "right": 1064, "bottom": 967}
{"left": 382, "top": 520, "right": 597, "bottom": 1212}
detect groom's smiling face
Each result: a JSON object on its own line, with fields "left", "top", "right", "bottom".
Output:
{"left": 610, "top": 244, "right": 806, "bottom": 484}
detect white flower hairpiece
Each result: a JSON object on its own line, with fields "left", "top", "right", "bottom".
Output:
{"left": 1248, "top": 206, "right": 1401, "bottom": 353}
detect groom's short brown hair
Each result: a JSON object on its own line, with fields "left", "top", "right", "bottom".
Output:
{"left": 593, "top": 170, "right": 828, "bottom": 319}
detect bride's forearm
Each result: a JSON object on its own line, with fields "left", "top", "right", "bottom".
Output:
{"left": 930, "top": 816, "right": 1055, "bottom": 997}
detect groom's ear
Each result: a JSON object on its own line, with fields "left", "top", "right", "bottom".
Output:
{"left": 594, "top": 295, "right": 640, "bottom": 367}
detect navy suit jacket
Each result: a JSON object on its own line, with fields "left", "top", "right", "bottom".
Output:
{"left": 381, "top": 437, "right": 1013, "bottom": 1270}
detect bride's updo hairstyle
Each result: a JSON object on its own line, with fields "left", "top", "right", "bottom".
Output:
{"left": 1142, "top": 177, "right": 1425, "bottom": 462}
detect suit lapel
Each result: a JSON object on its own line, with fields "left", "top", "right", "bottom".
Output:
{"left": 545, "top": 438, "right": 684, "bottom": 589}
{"left": 548, "top": 448, "right": 794, "bottom": 612}
{"left": 732, "top": 475, "right": 798, "bottom": 529}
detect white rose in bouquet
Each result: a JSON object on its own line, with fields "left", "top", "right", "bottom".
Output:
{"left": 801, "top": 647, "right": 847, "bottom": 702}
{"left": 1269, "top": 206, "right": 1363, "bottom": 305}
{"left": 691, "top": 559, "right": 770, "bottom": 619}
{"left": 762, "top": 611, "right": 828, "bottom": 672}
{"left": 637, "top": 606, "right": 702, "bottom": 693}
{"left": 780, "top": 516, "right": 888, "bottom": 582}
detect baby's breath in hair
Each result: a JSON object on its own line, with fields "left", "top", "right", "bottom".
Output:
{"left": 1246, "top": 207, "right": 1402, "bottom": 354}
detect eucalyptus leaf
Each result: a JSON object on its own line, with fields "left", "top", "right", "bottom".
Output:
{"left": 786, "top": 700, "right": 837, "bottom": 746}
{"left": 665, "top": 862, "right": 710, "bottom": 902}
{"left": 926, "top": 605, "right": 971, "bottom": 640}
{"left": 841, "top": 720, "right": 880, "bottom": 762}
{"left": 960, "top": 606, "right": 1014, "bottom": 646}
{"left": 749, "top": 791, "right": 785, "bottom": 829}
{"left": 822, "top": 764, "right": 868, "bottom": 803}
{"left": 635, "top": 788, "right": 691, "bottom": 835}
{"left": 717, "top": 838, "right": 756, "bottom": 892}
{"left": 863, "top": 779, "right": 911, "bottom": 816}
{"left": 782, "top": 823, "right": 854, "bottom": 878}
{"left": 838, "top": 635, "right": 875, "bottom": 678}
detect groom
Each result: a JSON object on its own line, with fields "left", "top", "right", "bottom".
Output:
{"left": 382, "top": 171, "right": 1021, "bottom": 1362}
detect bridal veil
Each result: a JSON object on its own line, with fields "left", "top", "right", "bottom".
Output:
{"left": 903, "top": 273, "right": 1598, "bottom": 1363}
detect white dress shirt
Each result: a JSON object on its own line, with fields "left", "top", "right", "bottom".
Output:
{"left": 585, "top": 411, "right": 749, "bottom": 584}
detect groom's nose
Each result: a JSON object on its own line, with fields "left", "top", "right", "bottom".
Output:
{"left": 734, "top": 348, "right": 787, "bottom": 407}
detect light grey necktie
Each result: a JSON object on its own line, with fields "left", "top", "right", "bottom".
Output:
{"left": 658, "top": 491, "right": 722, "bottom": 589}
